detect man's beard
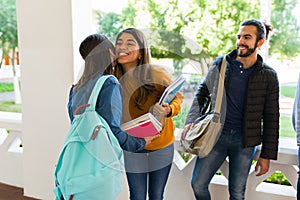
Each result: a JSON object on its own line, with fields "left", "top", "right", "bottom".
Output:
{"left": 237, "top": 43, "right": 257, "bottom": 57}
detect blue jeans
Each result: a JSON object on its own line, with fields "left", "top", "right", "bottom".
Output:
{"left": 191, "top": 129, "right": 256, "bottom": 200}
{"left": 124, "top": 144, "right": 174, "bottom": 200}
{"left": 297, "top": 147, "right": 300, "bottom": 200}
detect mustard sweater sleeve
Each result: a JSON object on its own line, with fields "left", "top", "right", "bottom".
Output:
{"left": 169, "top": 92, "right": 184, "bottom": 117}
{"left": 151, "top": 65, "right": 184, "bottom": 117}
{"left": 144, "top": 65, "right": 184, "bottom": 150}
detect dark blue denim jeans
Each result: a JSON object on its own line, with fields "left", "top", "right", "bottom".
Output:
{"left": 124, "top": 144, "right": 174, "bottom": 200}
{"left": 297, "top": 147, "right": 300, "bottom": 200}
{"left": 191, "top": 129, "right": 256, "bottom": 200}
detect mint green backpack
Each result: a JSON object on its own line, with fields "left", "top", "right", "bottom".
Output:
{"left": 54, "top": 75, "right": 124, "bottom": 200}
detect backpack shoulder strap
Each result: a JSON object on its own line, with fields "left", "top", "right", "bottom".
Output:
{"left": 86, "top": 75, "right": 114, "bottom": 111}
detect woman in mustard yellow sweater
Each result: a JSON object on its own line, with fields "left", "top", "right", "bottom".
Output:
{"left": 114, "top": 28, "right": 183, "bottom": 200}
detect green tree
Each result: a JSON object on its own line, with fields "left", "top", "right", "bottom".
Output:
{"left": 0, "top": 0, "right": 18, "bottom": 68}
{"left": 97, "top": 2, "right": 138, "bottom": 42}
{"left": 270, "top": 0, "right": 300, "bottom": 58}
{"left": 127, "top": 0, "right": 211, "bottom": 74}
{"left": 192, "top": 0, "right": 260, "bottom": 57}
{"left": 0, "top": 0, "right": 21, "bottom": 104}
{"left": 145, "top": 0, "right": 187, "bottom": 73}
{"left": 97, "top": 0, "right": 300, "bottom": 73}
{"left": 98, "top": 12, "right": 122, "bottom": 41}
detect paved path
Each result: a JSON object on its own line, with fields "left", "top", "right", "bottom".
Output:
{"left": 0, "top": 65, "right": 20, "bottom": 83}
{"left": 0, "top": 66, "right": 17, "bottom": 102}
{"left": 280, "top": 96, "right": 294, "bottom": 117}
{"left": 0, "top": 92, "right": 15, "bottom": 102}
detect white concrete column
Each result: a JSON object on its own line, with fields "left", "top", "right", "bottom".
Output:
{"left": 16, "top": 0, "right": 94, "bottom": 199}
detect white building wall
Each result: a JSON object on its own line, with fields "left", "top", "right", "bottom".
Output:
{"left": 15, "top": 0, "right": 94, "bottom": 199}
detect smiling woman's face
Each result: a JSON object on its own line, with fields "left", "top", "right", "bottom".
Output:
{"left": 115, "top": 32, "right": 141, "bottom": 72}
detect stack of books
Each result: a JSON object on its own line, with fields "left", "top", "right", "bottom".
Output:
{"left": 121, "top": 75, "right": 186, "bottom": 138}
{"left": 121, "top": 113, "right": 162, "bottom": 138}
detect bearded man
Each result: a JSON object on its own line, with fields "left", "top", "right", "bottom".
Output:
{"left": 181, "top": 19, "right": 279, "bottom": 200}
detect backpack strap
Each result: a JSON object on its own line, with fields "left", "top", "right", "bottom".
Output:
{"left": 86, "top": 75, "right": 114, "bottom": 111}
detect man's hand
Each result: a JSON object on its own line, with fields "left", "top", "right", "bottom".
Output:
{"left": 180, "top": 123, "right": 194, "bottom": 140}
{"left": 255, "top": 158, "right": 270, "bottom": 176}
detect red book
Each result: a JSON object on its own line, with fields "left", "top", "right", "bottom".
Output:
{"left": 121, "top": 113, "right": 162, "bottom": 138}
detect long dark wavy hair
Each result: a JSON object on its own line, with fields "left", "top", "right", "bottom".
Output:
{"left": 114, "top": 28, "right": 159, "bottom": 110}
{"left": 75, "top": 34, "right": 115, "bottom": 92}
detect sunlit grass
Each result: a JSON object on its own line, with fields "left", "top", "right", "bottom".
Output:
{"left": 0, "top": 101, "right": 21, "bottom": 113}
{"left": 0, "top": 82, "right": 14, "bottom": 92}
{"left": 280, "top": 116, "right": 295, "bottom": 138}
{"left": 280, "top": 85, "right": 296, "bottom": 98}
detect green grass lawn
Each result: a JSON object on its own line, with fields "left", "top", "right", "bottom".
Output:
{"left": 0, "top": 101, "right": 22, "bottom": 113}
{"left": 280, "top": 85, "right": 296, "bottom": 99}
{"left": 280, "top": 116, "right": 295, "bottom": 138}
{"left": 279, "top": 85, "right": 296, "bottom": 138}
{"left": 0, "top": 82, "right": 14, "bottom": 92}
{"left": 0, "top": 82, "right": 21, "bottom": 113}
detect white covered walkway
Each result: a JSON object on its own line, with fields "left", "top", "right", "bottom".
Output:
{"left": 0, "top": 0, "right": 297, "bottom": 199}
